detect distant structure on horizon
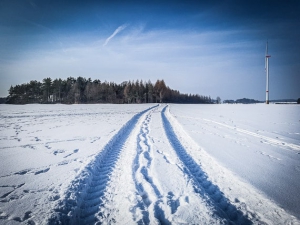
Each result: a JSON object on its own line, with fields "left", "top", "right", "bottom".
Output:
{"left": 265, "top": 41, "right": 271, "bottom": 104}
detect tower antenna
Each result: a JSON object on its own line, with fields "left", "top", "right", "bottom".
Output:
{"left": 265, "top": 41, "right": 271, "bottom": 104}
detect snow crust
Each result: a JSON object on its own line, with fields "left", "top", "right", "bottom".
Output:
{"left": 0, "top": 103, "right": 299, "bottom": 224}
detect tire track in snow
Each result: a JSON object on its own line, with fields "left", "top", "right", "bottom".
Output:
{"left": 162, "top": 106, "right": 253, "bottom": 224}
{"left": 47, "top": 105, "right": 158, "bottom": 225}
{"left": 132, "top": 110, "right": 170, "bottom": 225}
{"left": 203, "top": 118, "right": 300, "bottom": 152}
{"left": 179, "top": 114, "right": 300, "bottom": 152}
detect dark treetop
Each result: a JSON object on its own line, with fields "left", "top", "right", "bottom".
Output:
{"left": 6, "top": 77, "right": 212, "bottom": 104}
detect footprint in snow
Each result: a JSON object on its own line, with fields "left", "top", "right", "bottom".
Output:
{"left": 53, "top": 150, "right": 65, "bottom": 155}
{"left": 15, "top": 169, "right": 31, "bottom": 175}
{"left": 12, "top": 211, "right": 34, "bottom": 223}
{"left": 90, "top": 137, "right": 101, "bottom": 143}
{"left": 48, "top": 194, "right": 60, "bottom": 201}
{"left": 0, "top": 211, "right": 9, "bottom": 220}
{"left": 63, "top": 149, "right": 79, "bottom": 158}
{"left": 34, "top": 168, "right": 50, "bottom": 175}
{"left": 167, "top": 192, "right": 180, "bottom": 214}
{"left": 34, "top": 137, "right": 41, "bottom": 142}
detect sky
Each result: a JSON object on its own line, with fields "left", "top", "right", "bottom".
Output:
{"left": 0, "top": 0, "right": 299, "bottom": 101}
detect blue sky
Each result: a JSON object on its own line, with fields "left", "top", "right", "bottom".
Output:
{"left": 1, "top": 0, "right": 299, "bottom": 100}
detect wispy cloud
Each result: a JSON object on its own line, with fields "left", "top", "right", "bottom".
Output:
{"left": 21, "top": 18, "right": 53, "bottom": 33}
{"left": 103, "top": 24, "right": 128, "bottom": 46}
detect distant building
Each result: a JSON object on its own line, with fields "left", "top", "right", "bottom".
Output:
{"left": 223, "top": 100, "right": 235, "bottom": 104}
{"left": 235, "top": 98, "right": 260, "bottom": 104}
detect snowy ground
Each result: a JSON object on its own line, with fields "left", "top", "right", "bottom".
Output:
{"left": 0, "top": 104, "right": 299, "bottom": 224}
{"left": 170, "top": 104, "right": 300, "bottom": 218}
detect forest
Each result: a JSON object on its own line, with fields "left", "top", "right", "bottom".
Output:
{"left": 6, "top": 77, "right": 212, "bottom": 104}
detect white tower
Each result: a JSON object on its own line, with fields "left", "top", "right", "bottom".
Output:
{"left": 265, "top": 41, "right": 271, "bottom": 104}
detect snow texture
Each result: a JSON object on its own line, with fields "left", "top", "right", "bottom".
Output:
{"left": 0, "top": 104, "right": 299, "bottom": 225}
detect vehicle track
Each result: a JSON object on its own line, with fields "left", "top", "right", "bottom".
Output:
{"left": 161, "top": 105, "right": 253, "bottom": 224}
{"left": 48, "top": 105, "right": 157, "bottom": 225}
{"left": 132, "top": 109, "right": 170, "bottom": 224}
{"left": 202, "top": 118, "right": 300, "bottom": 151}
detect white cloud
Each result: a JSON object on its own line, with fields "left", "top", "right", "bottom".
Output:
{"left": 0, "top": 27, "right": 270, "bottom": 100}
{"left": 103, "top": 24, "right": 128, "bottom": 46}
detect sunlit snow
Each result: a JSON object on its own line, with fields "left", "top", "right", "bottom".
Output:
{"left": 0, "top": 104, "right": 299, "bottom": 224}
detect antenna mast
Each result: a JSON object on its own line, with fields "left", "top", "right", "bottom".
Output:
{"left": 265, "top": 41, "right": 271, "bottom": 104}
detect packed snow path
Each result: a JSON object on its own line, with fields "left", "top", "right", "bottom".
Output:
{"left": 161, "top": 107, "right": 252, "bottom": 224}
{"left": 47, "top": 105, "right": 298, "bottom": 225}
{"left": 0, "top": 104, "right": 299, "bottom": 224}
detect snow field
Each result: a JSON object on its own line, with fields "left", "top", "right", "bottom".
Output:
{"left": 164, "top": 105, "right": 300, "bottom": 224}
{"left": 162, "top": 106, "right": 252, "bottom": 224}
{"left": 130, "top": 106, "right": 221, "bottom": 224}
{"left": 0, "top": 104, "right": 299, "bottom": 225}
{"left": 169, "top": 104, "right": 300, "bottom": 219}
{"left": 48, "top": 105, "right": 158, "bottom": 224}
{"left": 48, "top": 105, "right": 223, "bottom": 224}
{"left": 0, "top": 104, "right": 155, "bottom": 224}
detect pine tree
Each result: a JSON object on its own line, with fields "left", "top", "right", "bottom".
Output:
{"left": 42, "top": 78, "right": 52, "bottom": 103}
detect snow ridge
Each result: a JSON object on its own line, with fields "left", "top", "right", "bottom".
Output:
{"left": 161, "top": 106, "right": 252, "bottom": 224}
{"left": 47, "top": 105, "right": 158, "bottom": 225}
{"left": 132, "top": 108, "right": 170, "bottom": 224}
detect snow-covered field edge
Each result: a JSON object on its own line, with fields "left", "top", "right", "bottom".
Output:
{"left": 163, "top": 105, "right": 300, "bottom": 225}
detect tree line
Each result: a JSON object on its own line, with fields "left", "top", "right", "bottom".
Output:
{"left": 6, "top": 77, "right": 212, "bottom": 104}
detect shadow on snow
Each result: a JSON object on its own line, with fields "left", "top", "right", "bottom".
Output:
{"left": 161, "top": 106, "right": 252, "bottom": 225}
{"left": 48, "top": 105, "right": 158, "bottom": 225}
